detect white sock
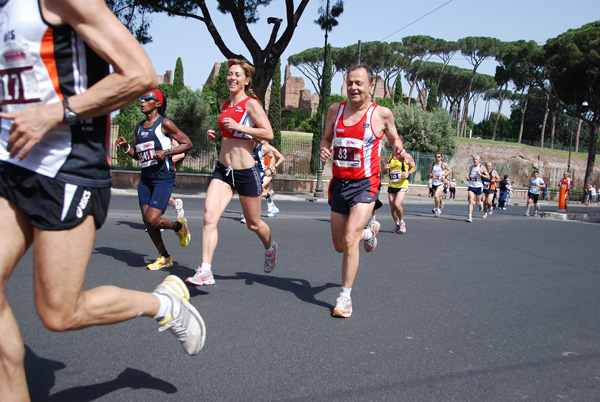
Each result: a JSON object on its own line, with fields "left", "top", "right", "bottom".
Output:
{"left": 400, "top": 219, "right": 405, "bottom": 224}
{"left": 339, "top": 287, "right": 352, "bottom": 299}
{"left": 265, "top": 244, "right": 274, "bottom": 254}
{"left": 363, "top": 228, "right": 373, "bottom": 241}
{"left": 153, "top": 293, "right": 172, "bottom": 321}
{"left": 200, "top": 262, "right": 212, "bottom": 273}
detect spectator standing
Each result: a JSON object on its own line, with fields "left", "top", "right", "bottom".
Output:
{"left": 449, "top": 179, "right": 456, "bottom": 200}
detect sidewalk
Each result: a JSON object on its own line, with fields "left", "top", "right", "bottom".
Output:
{"left": 112, "top": 188, "right": 600, "bottom": 222}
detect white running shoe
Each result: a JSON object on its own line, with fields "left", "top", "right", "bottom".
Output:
{"left": 185, "top": 268, "right": 216, "bottom": 286}
{"left": 174, "top": 199, "right": 184, "bottom": 219}
{"left": 434, "top": 208, "right": 440, "bottom": 217}
{"left": 267, "top": 206, "right": 280, "bottom": 217}
{"left": 240, "top": 214, "right": 246, "bottom": 224}
{"left": 482, "top": 212, "right": 488, "bottom": 219}
{"left": 364, "top": 220, "right": 380, "bottom": 252}
{"left": 264, "top": 241, "right": 278, "bottom": 273}
{"left": 153, "top": 275, "right": 206, "bottom": 355}
{"left": 333, "top": 296, "right": 352, "bottom": 318}
{"left": 399, "top": 221, "right": 407, "bottom": 234}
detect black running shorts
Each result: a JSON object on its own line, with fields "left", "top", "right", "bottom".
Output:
{"left": 328, "top": 176, "right": 381, "bottom": 215}
{"left": 0, "top": 162, "right": 110, "bottom": 231}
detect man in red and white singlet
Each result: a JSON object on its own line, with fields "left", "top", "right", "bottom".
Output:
{"left": 320, "top": 64, "right": 405, "bottom": 318}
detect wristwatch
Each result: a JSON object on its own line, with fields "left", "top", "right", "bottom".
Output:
{"left": 63, "top": 97, "right": 81, "bottom": 126}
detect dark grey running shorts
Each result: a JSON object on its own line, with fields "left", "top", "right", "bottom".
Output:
{"left": 0, "top": 162, "right": 110, "bottom": 231}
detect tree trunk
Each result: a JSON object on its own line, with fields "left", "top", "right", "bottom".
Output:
{"left": 576, "top": 118, "right": 583, "bottom": 152}
{"left": 583, "top": 122, "right": 598, "bottom": 188}
{"left": 455, "top": 101, "right": 462, "bottom": 137}
{"left": 492, "top": 89, "right": 506, "bottom": 141}
{"left": 518, "top": 91, "right": 529, "bottom": 144}
{"left": 540, "top": 93, "right": 550, "bottom": 148}
{"left": 550, "top": 107, "right": 557, "bottom": 149}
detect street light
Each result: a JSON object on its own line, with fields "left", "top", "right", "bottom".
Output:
{"left": 313, "top": 0, "right": 331, "bottom": 198}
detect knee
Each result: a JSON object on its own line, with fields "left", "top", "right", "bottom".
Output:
{"left": 246, "top": 222, "right": 260, "bottom": 232}
{"left": 36, "top": 302, "right": 81, "bottom": 332}
{"left": 143, "top": 215, "right": 161, "bottom": 230}
{"left": 343, "top": 232, "right": 361, "bottom": 250}
{"left": 203, "top": 211, "right": 219, "bottom": 228}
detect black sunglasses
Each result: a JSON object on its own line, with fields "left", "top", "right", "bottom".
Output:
{"left": 140, "top": 95, "right": 158, "bottom": 102}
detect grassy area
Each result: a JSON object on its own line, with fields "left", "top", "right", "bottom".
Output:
{"left": 455, "top": 137, "right": 595, "bottom": 161}
{"left": 280, "top": 132, "right": 313, "bottom": 154}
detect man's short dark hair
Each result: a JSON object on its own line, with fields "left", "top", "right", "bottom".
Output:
{"left": 347, "top": 64, "right": 374, "bottom": 84}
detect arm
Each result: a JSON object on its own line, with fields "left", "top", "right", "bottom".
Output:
{"left": 270, "top": 146, "right": 285, "bottom": 173}
{"left": 221, "top": 98, "right": 273, "bottom": 142}
{"left": 379, "top": 107, "right": 404, "bottom": 159}
{"left": 319, "top": 103, "right": 341, "bottom": 161}
{"left": 443, "top": 163, "right": 452, "bottom": 179}
{"left": 153, "top": 119, "right": 193, "bottom": 162}
{"left": 3, "top": 0, "right": 156, "bottom": 161}
{"left": 479, "top": 166, "right": 490, "bottom": 180}
{"left": 406, "top": 155, "right": 417, "bottom": 177}
{"left": 170, "top": 139, "right": 185, "bottom": 164}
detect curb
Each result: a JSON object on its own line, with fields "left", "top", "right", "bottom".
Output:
{"left": 540, "top": 211, "right": 600, "bottom": 221}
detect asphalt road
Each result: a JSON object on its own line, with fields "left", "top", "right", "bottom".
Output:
{"left": 9, "top": 192, "right": 600, "bottom": 401}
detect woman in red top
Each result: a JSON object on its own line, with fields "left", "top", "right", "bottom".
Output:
{"left": 186, "top": 59, "right": 278, "bottom": 286}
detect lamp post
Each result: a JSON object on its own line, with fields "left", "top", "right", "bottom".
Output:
{"left": 313, "top": 0, "right": 330, "bottom": 198}
{"left": 565, "top": 109, "right": 574, "bottom": 175}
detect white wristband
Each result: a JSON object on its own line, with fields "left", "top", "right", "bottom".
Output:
{"left": 121, "top": 144, "right": 131, "bottom": 153}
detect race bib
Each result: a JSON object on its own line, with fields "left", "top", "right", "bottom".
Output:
{"left": 483, "top": 181, "right": 491, "bottom": 190}
{"left": 0, "top": 42, "right": 42, "bottom": 106}
{"left": 332, "top": 137, "right": 362, "bottom": 168}
{"left": 135, "top": 141, "right": 158, "bottom": 168}
{"left": 390, "top": 170, "right": 403, "bottom": 182}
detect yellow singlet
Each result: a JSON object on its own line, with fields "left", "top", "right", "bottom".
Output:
{"left": 388, "top": 154, "right": 410, "bottom": 189}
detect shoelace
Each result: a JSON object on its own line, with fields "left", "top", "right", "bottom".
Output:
{"left": 158, "top": 317, "right": 189, "bottom": 340}
{"left": 225, "top": 165, "right": 235, "bottom": 187}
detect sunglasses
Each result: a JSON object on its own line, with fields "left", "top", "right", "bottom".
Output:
{"left": 140, "top": 95, "right": 158, "bottom": 102}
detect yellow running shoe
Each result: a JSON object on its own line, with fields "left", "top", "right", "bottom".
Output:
{"left": 175, "top": 218, "right": 190, "bottom": 247}
{"left": 147, "top": 255, "right": 173, "bottom": 270}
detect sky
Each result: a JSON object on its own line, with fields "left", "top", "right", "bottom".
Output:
{"left": 140, "top": 0, "right": 600, "bottom": 122}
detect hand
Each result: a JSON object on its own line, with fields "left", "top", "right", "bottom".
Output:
{"left": 153, "top": 150, "right": 168, "bottom": 161}
{"left": 319, "top": 147, "right": 332, "bottom": 162}
{"left": 207, "top": 130, "right": 221, "bottom": 141}
{"left": 116, "top": 135, "right": 128, "bottom": 148}
{"left": 221, "top": 117, "right": 238, "bottom": 132}
{"left": 394, "top": 148, "right": 406, "bottom": 160}
{"left": 0, "top": 103, "right": 62, "bottom": 161}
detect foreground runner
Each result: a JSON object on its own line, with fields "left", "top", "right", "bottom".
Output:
{"left": 0, "top": 1, "right": 205, "bottom": 399}
{"left": 186, "top": 59, "right": 278, "bottom": 286}
{"left": 116, "top": 89, "right": 192, "bottom": 270}
{"left": 320, "top": 64, "right": 405, "bottom": 318}
{"left": 383, "top": 151, "right": 416, "bottom": 234}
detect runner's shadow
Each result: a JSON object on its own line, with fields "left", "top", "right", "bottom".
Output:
{"left": 93, "top": 246, "right": 148, "bottom": 268}
{"left": 25, "top": 346, "right": 176, "bottom": 402}
{"left": 115, "top": 220, "right": 146, "bottom": 230}
{"left": 215, "top": 272, "right": 337, "bottom": 309}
